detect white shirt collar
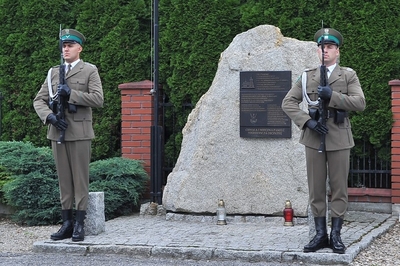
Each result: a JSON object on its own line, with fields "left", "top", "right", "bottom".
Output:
{"left": 327, "top": 63, "right": 337, "bottom": 78}
{"left": 65, "top": 59, "right": 80, "bottom": 70}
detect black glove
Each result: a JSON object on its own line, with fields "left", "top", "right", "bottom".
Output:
{"left": 317, "top": 85, "right": 332, "bottom": 100}
{"left": 306, "top": 119, "right": 328, "bottom": 135}
{"left": 57, "top": 84, "right": 71, "bottom": 100}
{"left": 47, "top": 113, "right": 68, "bottom": 131}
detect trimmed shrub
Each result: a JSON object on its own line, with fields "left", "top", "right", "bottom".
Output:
{"left": 89, "top": 157, "right": 149, "bottom": 220}
{"left": 0, "top": 141, "right": 149, "bottom": 225}
{"left": 0, "top": 141, "right": 57, "bottom": 211}
{"left": 0, "top": 141, "right": 56, "bottom": 176}
{"left": 0, "top": 141, "right": 59, "bottom": 224}
{"left": 0, "top": 166, "right": 12, "bottom": 204}
{"left": 2, "top": 171, "right": 59, "bottom": 225}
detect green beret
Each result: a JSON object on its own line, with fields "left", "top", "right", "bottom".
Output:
{"left": 60, "top": 29, "right": 86, "bottom": 45}
{"left": 314, "top": 28, "right": 343, "bottom": 47}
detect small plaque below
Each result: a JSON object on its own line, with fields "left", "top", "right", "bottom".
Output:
{"left": 240, "top": 127, "right": 291, "bottom": 138}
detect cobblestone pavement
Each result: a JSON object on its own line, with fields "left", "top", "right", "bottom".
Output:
{"left": 26, "top": 211, "right": 397, "bottom": 265}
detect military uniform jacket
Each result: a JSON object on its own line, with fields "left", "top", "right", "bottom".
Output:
{"left": 33, "top": 60, "right": 104, "bottom": 141}
{"left": 281, "top": 65, "right": 366, "bottom": 151}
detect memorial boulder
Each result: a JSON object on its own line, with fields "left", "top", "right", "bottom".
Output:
{"left": 163, "top": 25, "right": 320, "bottom": 217}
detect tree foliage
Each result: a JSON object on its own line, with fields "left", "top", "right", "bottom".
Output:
{"left": 0, "top": 0, "right": 398, "bottom": 164}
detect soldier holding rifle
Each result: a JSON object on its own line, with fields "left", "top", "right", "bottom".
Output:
{"left": 33, "top": 28, "right": 103, "bottom": 242}
{"left": 282, "top": 28, "right": 365, "bottom": 254}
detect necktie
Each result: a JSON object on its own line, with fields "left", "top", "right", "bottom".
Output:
{"left": 66, "top": 64, "right": 72, "bottom": 75}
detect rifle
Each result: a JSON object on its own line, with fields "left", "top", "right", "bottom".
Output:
{"left": 56, "top": 25, "right": 67, "bottom": 144}
{"left": 317, "top": 31, "right": 328, "bottom": 153}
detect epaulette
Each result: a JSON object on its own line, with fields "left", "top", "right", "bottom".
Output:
{"left": 84, "top": 62, "right": 97, "bottom": 68}
{"left": 296, "top": 68, "right": 315, "bottom": 82}
{"left": 341, "top": 66, "right": 354, "bottom": 72}
{"left": 305, "top": 67, "right": 317, "bottom": 72}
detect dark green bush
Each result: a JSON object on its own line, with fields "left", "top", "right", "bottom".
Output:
{"left": 0, "top": 166, "right": 12, "bottom": 204}
{"left": 2, "top": 171, "right": 59, "bottom": 225}
{"left": 0, "top": 141, "right": 59, "bottom": 225}
{"left": 0, "top": 141, "right": 149, "bottom": 225}
{"left": 0, "top": 141, "right": 57, "bottom": 209}
{"left": 0, "top": 141, "right": 56, "bottom": 176}
{"left": 89, "top": 157, "right": 149, "bottom": 220}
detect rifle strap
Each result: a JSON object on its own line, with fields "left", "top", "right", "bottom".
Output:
{"left": 302, "top": 71, "right": 318, "bottom": 106}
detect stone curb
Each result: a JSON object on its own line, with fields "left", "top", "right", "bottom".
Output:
{"left": 32, "top": 214, "right": 397, "bottom": 265}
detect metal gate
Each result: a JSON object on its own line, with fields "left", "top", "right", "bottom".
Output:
{"left": 348, "top": 142, "right": 391, "bottom": 189}
{"left": 160, "top": 93, "right": 192, "bottom": 188}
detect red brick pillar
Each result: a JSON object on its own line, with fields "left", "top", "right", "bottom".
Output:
{"left": 390, "top": 79, "right": 400, "bottom": 204}
{"left": 118, "top": 80, "right": 154, "bottom": 175}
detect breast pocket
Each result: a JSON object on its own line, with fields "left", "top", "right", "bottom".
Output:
{"left": 306, "top": 87, "right": 319, "bottom": 102}
{"left": 331, "top": 79, "right": 348, "bottom": 94}
{"left": 70, "top": 78, "right": 87, "bottom": 91}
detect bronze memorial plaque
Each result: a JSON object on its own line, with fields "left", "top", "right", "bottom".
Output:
{"left": 240, "top": 71, "right": 291, "bottom": 138}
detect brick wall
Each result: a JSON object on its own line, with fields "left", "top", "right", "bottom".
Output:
{"left": 390, "top": 79, "right": 400, "bottom": 204}
{"left": 118, "top": 80, "right": 154, "bottom": 175}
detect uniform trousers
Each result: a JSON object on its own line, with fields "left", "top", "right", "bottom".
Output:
{"left": 305, "top": 147, "right": 350, "bottom": 218}
{"left": 52, "top": 140, "right": 91, "bottom": 211}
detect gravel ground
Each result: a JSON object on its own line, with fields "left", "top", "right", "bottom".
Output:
{"left": 0, "top": 218, "right": 59, "bottom": 253}
{"left": 350, "top": 220, "right": 400, "bottom": 266}
{"left": 0, "top": 217, "right": 399, "bottom": 265}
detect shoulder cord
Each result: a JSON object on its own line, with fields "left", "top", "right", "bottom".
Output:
{"left": 302, "top": 71, "right": 318, "bottom": 106}
{"left": 47, "top": 68, "right": 58, "bottom": 100}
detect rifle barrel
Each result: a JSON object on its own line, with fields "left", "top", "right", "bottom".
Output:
{"left": 318, "top": 37, "right": 328, "bottom": 153}
{"left": 57, "top": 25, "right": 66, "bottom": 144}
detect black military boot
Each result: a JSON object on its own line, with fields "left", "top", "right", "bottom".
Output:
{"left": 330, "top": 217, "right": 346, "bottom": 254}
{"left": 303, "top": 217, "right": 329, "bottom": 252}
{"left": 50, "top": 209, "right": 73, "bottom": 240}
{"left": 72, "top": 210, "right": 86, "bottom": 242}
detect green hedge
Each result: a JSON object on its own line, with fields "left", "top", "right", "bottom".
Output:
{"left": 2, "top": 171, "right": 60, "bottom": 225}
{"left": 0, "top": 141, "right": 56, "bottom": 176}
{"left": 0, "top": 141, "right": 59, "bottom": 225}
{"left": 0, "top": 141, "right": 149, "bottom": 225}
{"left": 89, "top": 157, "right": 149, "bottom": 220}
{"left": 0, "top": 0, "right": 398, "bottom": 165}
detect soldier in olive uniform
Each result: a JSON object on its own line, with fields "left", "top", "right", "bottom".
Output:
{"left": 282, "top": 28, "right": 365, "bottom": 254}
{"left": 33, "top": 29, "right": 104, "bottom": 242}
